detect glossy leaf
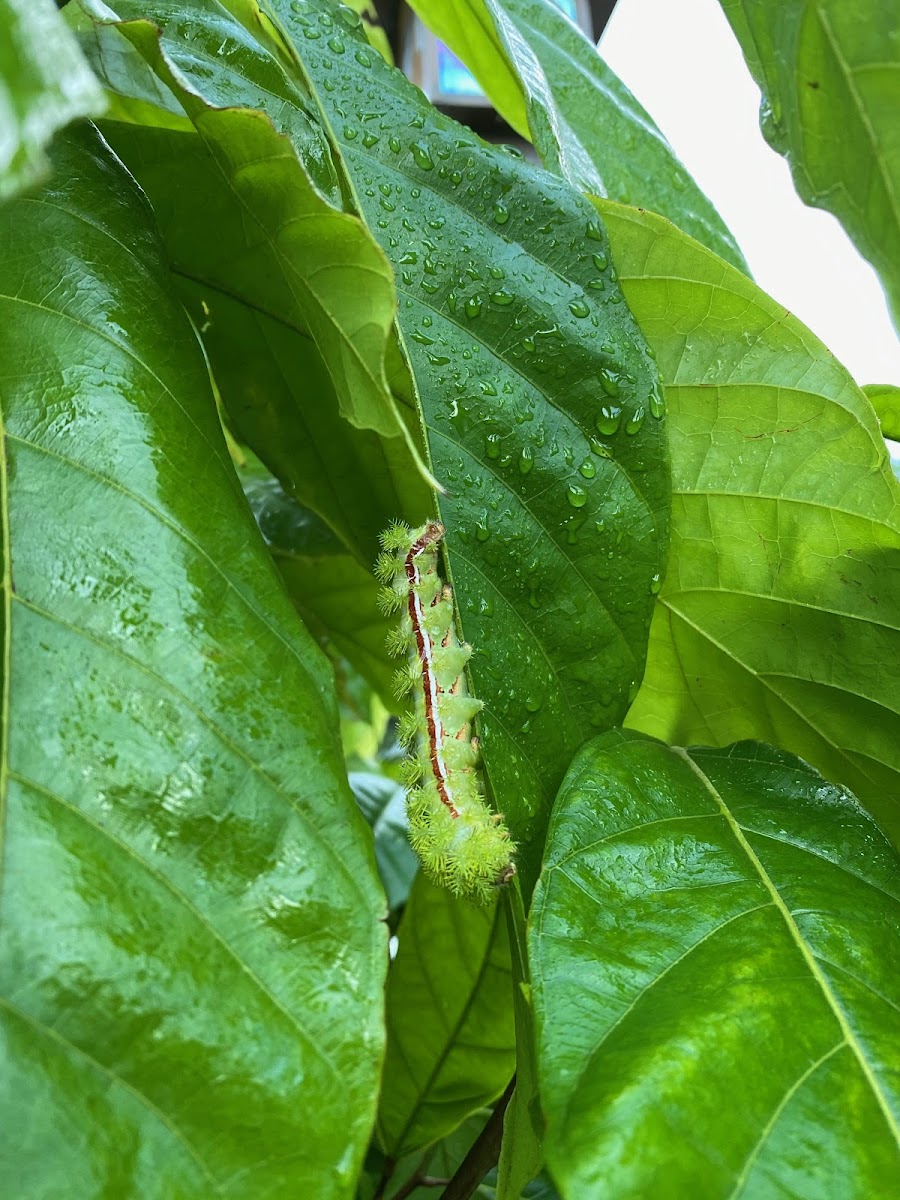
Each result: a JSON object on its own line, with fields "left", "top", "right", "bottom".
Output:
{"left": 278, "top": 0, "right": 668, "bottom": 890}
{"left": 531, "top": 731, "right": 900, "bottom": 1199}
{"left": 604, "top": 200, "right": 900, "bottom": 845}
{"left": 79, "top": 0, "right": 670, "bottom": 890}
{"left": 720, "top": 0, "right": 900, "bottom": 328}
{"left": 377, "top": 877, "right": 515, "bottom": 1159}
{"left": 407, "top": 0, "right": 746, "bottom": 269}
{"left": 242, "top": 463, "right": 397, "bottom": 705}
{"left": 348, "top": 770, "right": 418, "bottom": 912}
{"left": 0, "top": 125, "right": 386, "bottom": 1199}
{"left": 863, "top": 384, "right": 900, "bottom": 442}
{"left": 0, "top": 0, "right": 104, "bottom": 200}
{"left": 76, "top": 0, "right": 432, "bottom": 559}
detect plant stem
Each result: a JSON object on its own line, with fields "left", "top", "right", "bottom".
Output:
{"left": 440, "top": 1077, "right": 516, "bottom": 1200}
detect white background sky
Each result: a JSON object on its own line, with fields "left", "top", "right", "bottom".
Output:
{"left": 599, "top": 0, "right": 900, "bottom": 387}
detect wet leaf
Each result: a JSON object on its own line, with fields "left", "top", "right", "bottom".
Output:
{"left": 0, "top": 0, "right": 104, "bottom": 200}
{"left": 531, "top": 731, "right": 900, "bottom": 1199}
{"left": 0, "top": 125, "right": 386, "bottom": 1200}
{"left": 377, "top": 877, "right": 514, "bottom": 1158}
{"left": 720, "top": 0, "right": 900, "bottom": 329}
{"left": 242, "top": 463, "right": 397, "bottom": 705}
{"left": 407, "top": 0, "right": 746, "bottom": 269}
{"left": 606, "top": 200, "right": 900, "bottom": 845}
{"left": 76, "top": 0, "right": 432, "bottom": 560}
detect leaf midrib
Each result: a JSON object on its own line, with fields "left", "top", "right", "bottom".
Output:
{"left": 811, "top": 3, "right": 899, "bottom": 236}
{"left": 675, "top": 746, "right": 899, "bottom": 1142}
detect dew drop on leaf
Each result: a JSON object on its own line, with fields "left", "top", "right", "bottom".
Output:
{"left": 411, "top": 141, "right": 434, "bottom": 170}
{"left": 596, "top": 404, "right": 622, "bottom": 435}
{"left": 625, "top": 406, "right": 646, "bottom": 435}
{"left": 598, "top": 370, "right": 621, "bottom": 398}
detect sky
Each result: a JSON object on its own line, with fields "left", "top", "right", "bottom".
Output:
{"left": 599, "top": 0, "right": 900, "bottom": 388}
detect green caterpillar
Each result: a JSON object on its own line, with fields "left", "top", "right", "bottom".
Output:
{"left": 376, "top": 520, "right": 515, "bottom": 903}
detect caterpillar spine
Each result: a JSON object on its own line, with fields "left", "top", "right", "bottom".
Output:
{"left": 377, "top": 521, "right": 515, "bottom": 903}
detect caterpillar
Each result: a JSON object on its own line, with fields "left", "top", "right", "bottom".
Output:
{"left": 376, "top": 520, "right": 515, "bottom": 903}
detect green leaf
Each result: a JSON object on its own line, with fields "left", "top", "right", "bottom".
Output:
{"left": 268, "top": 0, "right": 669, "bottom": 889}
{"left": 496, "top": 886, "right": 544, "bottom": 1199}
{"left": 349, "top": 770, "right": 419, "bottom": 912}
{"left": 863, "top": 384, "right": 900, "bottom": 442}
{"left": 407, "top": 0, "right": 746, "bottom": 270}
{"left": 242, "top": 463, "right": 398, "bottom": 705}
{"left": 79, "top": 0, "right": 669, "bottom": 887}
{"left": 604, "top": 200, "right": 900, "bottom": 846}
{"left": 531, "top": 731, "right": 900, "bottom": 1199}
{"left": 720, "top": 1, "right": 900, "bottom": 329}
{"left": 0, "top": 0, "right": 104, "bottom": 200}
{"left": 377, "top": 876, "right": 515, "bottom": 1159}
{"left": 75, "top": 1, "right": 433, "bottom": 559}
{"left": 0, "top": 125, "right": 386, "bottom": 1199}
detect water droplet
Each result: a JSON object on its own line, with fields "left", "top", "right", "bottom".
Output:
{"left": 586, "top": 220, "right": 603, "bottom": 241}
{"left": 592, "top": 252, "right": 608, "bottom": 271}
{"left": 409, "top": 114, "right": 425, "bottom": 130}
{"left": 598, "top": 370, "right": 621, "bottom": 398}
{"left": 579, "top": 458, "right": 596, "bottom": 479}
{"left": 625, "top": 405, "right": 646, "bottom": 435}
{"left": 427, "top": 351, "right": 450, "bottom": 366}
{"left": 380, "top": 196, "right": 395, "bottom": 211}
{"left": 596, "top": 404, "right": 622, "bottom": 435}
{"left": 493, "top": 202, "right": 510, "bottom": 225}
{"left": 649, "top": 383, "right": 665, "bottom": 419}
{"left": 650, "top": 572, "right": 662, "bottom": 594}
{"left": 411, "top": 330, "right": 433, "bottom": 345}
{"left": 355, "top": 48, "right": 371, "bottom": 66}
{"left": 327, "top": 35, "right": 345, "bottom": 53}
{"left": 588, "top": 278, "right": 606, "bottom": 291}
{"left": 465, "top": 295, "right": 483, "bottom": 318}
{"left": 303, "top": 27, "right": 322, "bottom": 39}
{"left": 344, "top": 125, "right": 358, "bottom": 140}
{"left": 411, "top": 141, "right": 434, "bottom": 170}
{"left": 569, "top": 299, "right": 590, "bottom": 318}
{"left": 475, "top": 517, "right": 491, "bottom": 542}
{"left": 589, "top": 437, "right": 613, "bottom": 458}
{"left": 337, "top": 3, "right": 361, "bottom": 25}
{"left": 567, "top": 484, "right": 588, "bottom": 509}
{"left": 485, "top": 433, "right": 501, "bottom": 459}
{"left": 518, "top": 445, "right": 534, "bottom": 474}
{"left": 362, "top": 133, "right": 379, "bottom": 148}
{"left": 491, "top": 289, "right": 513, "bottom": 306}
{"left": 525, "top": 694, "right": 543, "bottom": 713}
{"left": 388, "top": 136, "right": 401, "bottom": 153}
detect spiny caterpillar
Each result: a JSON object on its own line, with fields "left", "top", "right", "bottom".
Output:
{"left": 376, "top": 520, "right": 515, "bottom": 903}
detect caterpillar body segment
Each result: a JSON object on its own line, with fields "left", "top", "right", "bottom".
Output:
{"left": 377, "top": 521, "right": 515, "bottom": 903}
